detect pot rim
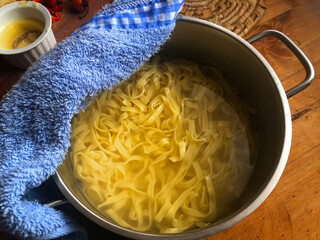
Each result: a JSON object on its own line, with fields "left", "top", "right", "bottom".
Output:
{"left": 54, "top": 15, "right": 292, "bottom": 240}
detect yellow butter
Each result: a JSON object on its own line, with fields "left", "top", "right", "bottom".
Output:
{"left": 0, "top": 18, "right": 44, "bottom": 50}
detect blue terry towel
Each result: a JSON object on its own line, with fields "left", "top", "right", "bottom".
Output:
{"left": 0, "top": 0, "right": 184, "bottom": 239}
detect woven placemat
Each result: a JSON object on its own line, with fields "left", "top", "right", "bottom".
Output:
{"left": 179, "top": 0, "right": 266, "bottom": 37}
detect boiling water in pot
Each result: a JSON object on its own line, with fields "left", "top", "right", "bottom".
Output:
{"left": 66, "top": 58, "right": 257, "bottom": 234}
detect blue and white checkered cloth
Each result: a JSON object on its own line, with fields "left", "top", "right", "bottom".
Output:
{"left": 73, "top": 0, "right": 184, "bottom": 34}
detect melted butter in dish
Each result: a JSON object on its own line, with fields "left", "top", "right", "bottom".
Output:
{"left": 0, "top": 18, "right": 44, "bottom": 50}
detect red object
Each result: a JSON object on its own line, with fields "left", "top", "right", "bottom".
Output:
{"left": 43, "top": 0, "right": 63, "bottom": 22}
{"left": 46, "top": 0, "right": 63, "bottom": 12}
{"left": 19, "top": 0, "right": 91, "bottom": 22}
{"left": 71, "top": 0, "right": 89, "bottom": 12}
{"left": 48, "top": 8, "right": 61, "bottom": 22}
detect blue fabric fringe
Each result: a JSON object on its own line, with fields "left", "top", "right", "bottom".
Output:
{"left": 0, "top": 0, "right": 183, "bottom": 239}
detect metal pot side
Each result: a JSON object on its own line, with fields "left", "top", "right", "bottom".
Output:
{"left": 54, "top": 16, "right": 293, "bottom": 240}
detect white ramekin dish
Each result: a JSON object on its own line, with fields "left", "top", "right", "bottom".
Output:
{"left": 0, "top": 1, "right": 56, "bottom": 69}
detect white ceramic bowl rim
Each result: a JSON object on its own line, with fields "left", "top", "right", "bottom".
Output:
{"left": 0, "top": 1, "right": 52, "bottom": 55}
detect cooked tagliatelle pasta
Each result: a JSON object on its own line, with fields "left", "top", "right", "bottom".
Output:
{"left": 68, "top": 58, "right": 255, "bottom": 234}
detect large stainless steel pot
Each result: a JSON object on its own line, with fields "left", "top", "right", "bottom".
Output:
{"left": 53, "top": 16, "right": 314, "bottom": 240}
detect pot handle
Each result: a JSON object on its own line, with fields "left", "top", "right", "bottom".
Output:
{"left": 246, "top": 30, "right": 314, "bottom": 98}
{"left": 46, "top": 199, "right": 69, "bottom": 208}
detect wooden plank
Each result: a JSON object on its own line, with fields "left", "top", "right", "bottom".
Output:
{"left": 258, "top": 0, "right": 293, "bottom": 24}
{"left": 52, "top": 0, "right": 112, "bottom": 42}
{"left": 205, "top": 144, "right": 320, "bottom": 240}
{"left": 0, "top": 58, "right": 24, "bottom": 98}
{"left": 247, "top": 0, "right": 320, "bottom": 81}
{"left": 260, "top": 0, "right": 320, "bottom": 24}
{"left": 285, "top": 60, "right": 320, "bottom": 164}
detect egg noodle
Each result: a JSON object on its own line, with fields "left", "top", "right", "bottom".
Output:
{"left": 69, "top": 58, "right": 254, "bottom": 234}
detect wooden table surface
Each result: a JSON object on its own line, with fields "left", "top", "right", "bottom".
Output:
{"left": 0, "top": 0, "right": 319, "bottom": 239}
